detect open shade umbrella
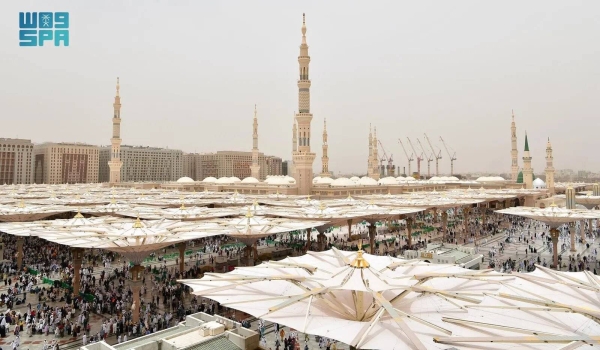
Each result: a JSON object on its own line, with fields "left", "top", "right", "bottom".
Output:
{"left": 495, "top": 204, "right": 600, "bottom": 268}
{"left": 180, "top": 248, "right": 600, "bottom": 349}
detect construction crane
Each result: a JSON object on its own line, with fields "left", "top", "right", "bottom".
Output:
{"left": 397, "top": 139, "right": 413, "bottom": 176}
{"left": 439, "top": 136, "right": 457, "bottom": 175}
{"left": 378, "top": 140, "right": 394, "bottom": 177}
{"left": 407, "top": 137, "right": 423, "bottom": 178}
{"left": 417, "top": 138, "right": 432, "bottom": 178}
{"left": 424, "top": 133, "right": 442, "bottom": 176}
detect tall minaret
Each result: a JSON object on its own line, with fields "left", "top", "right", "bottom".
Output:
{"left": 290, "top": 112, "right": 297, "bottom": 177}
{"left": 320, "top": 119, "right": 331, "bottom": 177}
{"left": 108, "top": 77, "right": 123, "bottom": 184}
{"left": 372, "top": 127, "right": 380, "bottom": 180}
{"left": 522, "top": 132, "right": 533, "bottom": 189}
{"left": 510, "top": 110, "right": 519, "bottom": 182}
{"left": 545, "top": 137, "right": 555, "bottom": 194}
{"left": 367, "top": 124, "right": 373, "bottom": 177}
{"left": 292, "top": 13, "right": 316, "bottom": 195}
{"left": 250, "top": 104, "right": 261, "bottom": 179}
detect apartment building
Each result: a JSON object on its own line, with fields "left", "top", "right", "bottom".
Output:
{"left": 0, "top": 138, "right": 35, "bottom": 184}
{"left": 265, "top": 156, "right": 283, "bottom": 177}
{"left": 182, "top": 151, "right": 283, "bottom": 181}
{"left": 99, "top": 145, "right": 183, "bottom": 182}
{"left": 34, "top": 143, "right": 100, "bottom": 184}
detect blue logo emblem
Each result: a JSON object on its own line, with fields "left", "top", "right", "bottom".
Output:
{"left": 19, "top": 12, "right": 69, "bottom": 47}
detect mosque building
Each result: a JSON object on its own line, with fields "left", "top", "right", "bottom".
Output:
{"left": 104, "top": 14, "right": 588, "bottom": 205}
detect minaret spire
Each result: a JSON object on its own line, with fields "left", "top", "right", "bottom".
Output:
{"left": 290, "top": 112, "right": 297, "bottom": 179}
{"left": 250, "top": 104, "right": 260, "bottom": 179}
{"left": 545, "top": 137, "right": 555, "bottom": 194}
{"left": 320, "top": 118, "right": 331, "bottom": 177}
{"left": 372, "top": 126, "right": 380, "bottom": 180}
{"left": 292, "top": 13, "right": 316, "bottom": 195}
{"left": 368, "top": 124, "right": 373, "bottom": 177}
{"left": 510, "top": 110, "right": 519, "bottom": 182}
{"left": 522, "top": 131, "right": 533, "bottom": 189}
{"left": 108, "top": 77, "right": 123, "bottom": 184}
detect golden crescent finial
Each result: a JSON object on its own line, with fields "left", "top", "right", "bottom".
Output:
{"left": 133, "top": 216, "right": 143, "bottom": 228}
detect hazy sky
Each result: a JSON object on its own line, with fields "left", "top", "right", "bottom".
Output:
{"left": 2, "top": 1, "right": 599, "bottom": 175}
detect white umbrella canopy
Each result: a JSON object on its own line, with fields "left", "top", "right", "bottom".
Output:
{"left": 555, "top": 194, "right": 600, "bottom": 209}
{"left": 181, "top": 249, "right": 600, "bottom": 350}
{"left": 80, "top": 201, "right": 137, "bottom": 215}
{"left": 212, "top": 191, "right": 254, "bottom": 206}
{"left": 116, "top": 205, "right": 238, "bottom": 221}
{"left": 269, "top": 204, "right": 425, "bottom": 226}
{"left": 0, "top": 221, "right": 50, "bottom": 237}
{"left": 49, "top": 211, "right": 118, "bottom": 227}
{"left": 40, "top": 218, "right": 197, "bottom": 264}
{"left": 495, "top": 204, "right": 600, "bottom": 228}
{"left": 497, "top": 265, "right": 600, "bottom": 320}
{"left": 238, "top": 201, "right": 275, "bottom": 216}
{"left": 211, "top": 211, "right": 328, "bottom": 246}
{"left": 260, "top": 196, "right": 344, "bottom": 209}
{"left": 0, "top": 202, "right": 73, "bottom": 222}
{"left": 374, "top": 197, "right": 483, "bottom": 209}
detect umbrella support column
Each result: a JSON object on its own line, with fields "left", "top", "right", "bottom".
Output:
{"left": 130, "top": 264, "right": 144, "bottom": 325}
{"left": 0, "top": 236, "right": 4, "bottom": 261}
{"left": 441, "top": 212, "right": 448, "bottom": 242}
{"left": 463, "top": 207, "right": 471, "bottom": 244}
{"left": 244, "top": 245, "right": 254, "bottom": 266}
{"left": 253, "top": 241, "right": 259, "bottom": 263}
{"left": 16, "top": 237, "right": 24, "bottom": 271}
{"left": 317, "top": 230, "right": 326, "bottom": 251}
{"left": 305, "top": 229, "right": 312, "bottom": 252}
{"left": 368, "top": 221, "right": 376, "bottom": 254}
{"left": 482, "top": 207, "right": 487, "bottom": 228}
{"left": 551, "top": 228, "right": 560, "bottom": 270}
{"left": 406, "top": 217, "right": 413, "bottom": 249}
{"left": 72, "top": 248, "right": 84, "bottom": 297}
{"left": 178, "top": 242, "right": 186, "bottom": 277}
{"left": 432, "top": 208, "right": 438, "bottom": 224}
{"left": 589, "top": 219, "right": 594, "bottom": 236}
{"left": 347, "top": 219, "right": 353, "bottom": 243}
{"left": 570, "top": 224, "right": 576, "bottom": 252}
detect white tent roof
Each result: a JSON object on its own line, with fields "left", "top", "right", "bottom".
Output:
{"left": 181, "top": 249, "right": 600, "bottom": 349}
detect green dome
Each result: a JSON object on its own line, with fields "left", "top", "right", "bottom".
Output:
{"left": 516, "top": 171, "right": 523, "bottom": 183}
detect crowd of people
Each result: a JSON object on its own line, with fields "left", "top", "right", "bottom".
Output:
{"left": 0, "top": 208, "right": 597, "bottom": 349}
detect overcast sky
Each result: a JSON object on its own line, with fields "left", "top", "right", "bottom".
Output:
{"left": 1, "top": 0, "right": 599, "bottom": 176}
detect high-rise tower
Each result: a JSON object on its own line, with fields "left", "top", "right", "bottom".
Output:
{"left": 250, "top": 104, "right": 260, "bottom": 179}
{"left": 510, "top": 110, "right": 519, "bottom": 182}
{"left": 292, "top": 13, "right": 316, "bottom": 195}
{"left": 545, "top": 137, "right": 555, "bottom": 194}
{"left": 320, "top": 119, "right": 331, "bottom": 177}
{"left": 108, "top": 77, "right": 123, "bottom": 184}
{"left": 371, "top": 127, "right": 380, "bottom": 180}
{"left": 522, "top": 132, "right": 533, "bottom": 189}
